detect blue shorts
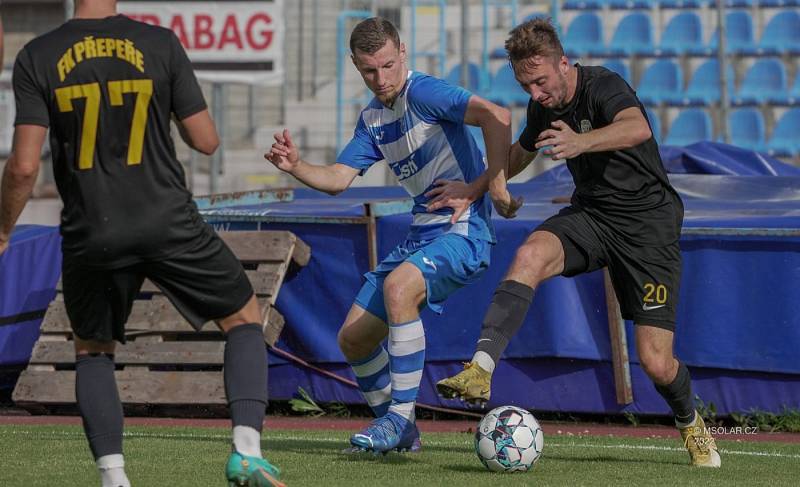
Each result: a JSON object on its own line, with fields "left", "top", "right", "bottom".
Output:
{"left": 354, "top": 234, "right": 491, "bottom": 322}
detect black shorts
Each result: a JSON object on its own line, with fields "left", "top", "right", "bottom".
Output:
{"left": 62, "top": 231, "right": 254, "bottom": 343}
{"left": 537, "top": 206, "right": 681, "bottom": 331}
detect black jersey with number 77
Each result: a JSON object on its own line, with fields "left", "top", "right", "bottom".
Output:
{"left": 13, "top": 15, "right": 211, "bottom": 268}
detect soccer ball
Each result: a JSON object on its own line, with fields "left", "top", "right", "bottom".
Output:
{"left": 474, "top": 405, "right": 544, "bottom": 472}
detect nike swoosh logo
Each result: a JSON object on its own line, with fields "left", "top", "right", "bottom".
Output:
{"left": 477, "top": 339, "right": 492, "bottom": 343}
{"left": 642, "top": 303, "right": 666, "bottom": 311}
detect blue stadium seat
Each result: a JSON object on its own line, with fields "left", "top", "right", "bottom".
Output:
{"left": 563, "top": 0, "right": 604, "bottom": 9}
{"left": 708, "top": 10, "right": 758, "bottom": 55}
{"left": 609, "top": 0, "right": 657, "bottom": 9}
{"left": 725, "top": 0, "right": 755, "bottom": 8}
{"left": 445, "top": 63, "right": 481, "bottom": 93}
{"left": 679, "top": 59, "right": 735, "bottom": 106}
{"left": 657, "top": 0, "right": 703, "bottom": 7}
{"left": 758, "top": 0, "right": 800, "bottom": 10}
{"left": 726, "top": 108, "right": 766, "bottom": 153}
{"left": 636, "top": 60, "right": 683, "bottom": 106}
{"left": 486, "top": 65, "right": 529, "bottom": 107}
{"left": 767, "top": 109, "right": 800, "bottom": 157}
{"left": 658, "top": 12, "right": 710, "bottom": 56}
{"left": 733, "top": 59, "right": 788, "bottom": 105}
{"left": 607, "top": 13, "right": 656, "bottom": 57}
{"left": 468, "top": 125, "right": 486, "bottom": 155}
{"left": 645, "top": 107, "right": 662, "bottom": 144}
{"left": 758, "top": 11, "right": 800, "bottom": 55}
{"left": 664, "top": 109, "right": 712, "bottom": 146}
{"left": 602, "top": 60, "right": 632, "bottom": 85}
{"left": 563, "top": 13, "right": 606, "bottom": 58}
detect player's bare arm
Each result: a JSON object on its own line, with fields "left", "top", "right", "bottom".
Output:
{"left": 266, "top": 128, "right": 359, "bottom": 195}
{"left": 508, "top": 141, "right": 537, "bottom": 180}
{"left": 0, "top": 125, "right": 47, "bottom": 255}
{"left": 427, "top": 96, "right": 522, "bottom": 221}
{"left": 174, "top": 109, "right": 219, "bottom": 155}
{"left": 535, "top": 107, "right": 651, "bottom": 160}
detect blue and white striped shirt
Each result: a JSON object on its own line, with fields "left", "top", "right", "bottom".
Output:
{"left": 338, "top": 71, "right": 495, "bottom": 243}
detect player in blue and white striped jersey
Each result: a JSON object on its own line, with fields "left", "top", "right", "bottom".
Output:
{"left": 266, "top": 17, "right": 520, "bottom": 455}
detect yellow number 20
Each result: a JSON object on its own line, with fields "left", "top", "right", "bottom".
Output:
{"left": 55, "top": 79, "right": 153, "bottom": 170}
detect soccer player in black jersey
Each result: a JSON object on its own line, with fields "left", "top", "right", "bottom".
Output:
{"left": 0, "top": 1, "right": 284, "bottom": 486}
{"left": 436, "top": 18, "right": 721, "bottom": 468}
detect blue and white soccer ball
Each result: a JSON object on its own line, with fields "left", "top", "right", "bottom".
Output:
{"left": 474, "top": 405, "right": 544, "bottom": 472}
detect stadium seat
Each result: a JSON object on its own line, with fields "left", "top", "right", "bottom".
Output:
{"left": 445, "top": 63, "right": 482, "bottom": 93}
{"left": 645, "top": 107, "right": 662, "bottom": 144}
{"left": 609, "top": 0, "right": 657, "bottom": 9}
{"left": 602, "top": 60, "right": 632, "bottom": 85}
{"left": 733, "top": 59, "right": 788, "bottom": 106}
{"left": 679, "top": 59, "right": 735, "bottom": 106}
{"left": 607, "top": 13, "right": 656, "bottom": 57}
{"left": 563, "top": 0, "right": 604, "bottom": 9}
{"left": 658, "top": 12, "right": 710, "bottom": 56}
{"left": 758, "top": 0, "right": 800, "bottom": 11}
{"left": 726, "top": 108, "right": 766, "bottom": 153}
{"left": 485, "top": 64, "right": 529, "bottom": 107}
{"left": 563, "top": 13, "right": 606, "bottom": 58}
{"left": 664, "top": 109, "right": 712, "bottom": 146}
{"left": 657, "top": 0, "right": 703, "bottom": 8}
{"left": 708, "top": 10, "right": 758, "bottom": 55}
{"left": 489, "top": 46, "right": 507, "bottom": 59}
{"left": 767, "top": 108, "right": 800, "bottom": 157}
{"left": 636, "top": 60, "right": 683, "bottom": 106}
{"left": 758, "top": 11, "right": 800, "bottom": 55}
{"left": 725, "top": 0, "right": 755, "bottom": 7}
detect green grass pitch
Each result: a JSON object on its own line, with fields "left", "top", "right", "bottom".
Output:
{"left": 1, "top": 425, "right": 798, "bottom": 486}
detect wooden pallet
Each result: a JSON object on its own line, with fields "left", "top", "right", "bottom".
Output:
{"left": 12, "top": 231, "right": 309, "bottom": 409}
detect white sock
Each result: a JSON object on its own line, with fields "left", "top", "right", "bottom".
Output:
{"left": 97, "top": 454, "right": 130, "bottom": 487}
{"left": 472, "top": 351, "right": 496, "bottom": 374}
{"left": 233, "top": 425, "right": 263, "bottom": 458}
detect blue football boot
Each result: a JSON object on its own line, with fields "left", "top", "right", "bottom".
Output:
{"left": 349, "top": 411, "right": 421, "bottom": 454}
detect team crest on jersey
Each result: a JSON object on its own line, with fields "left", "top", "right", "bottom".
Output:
{"left": 580, "top": 119, "right": 593, "bottom": 133}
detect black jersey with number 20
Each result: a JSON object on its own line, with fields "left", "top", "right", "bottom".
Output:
{"left": 13, "top": 15, "right": 210, "bottom": 268}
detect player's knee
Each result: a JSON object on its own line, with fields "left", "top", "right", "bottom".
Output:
{"left": 382, "top": 274, "right": 409, "bottom": 311}
{"left": 640, "top": 351, "right": 675, "bottom": 385}
{"left": 337, "top": 326, "right": 363, "bottom": 361}
{"left": 514, "top": 243, "right": 556, "bottom": 283}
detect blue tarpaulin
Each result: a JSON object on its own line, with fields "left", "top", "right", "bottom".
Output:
{"left": 0, "top": 225, "right": 61, "bottom": 369}
{"left": 3, "top": 143, "right": 799, "bottom": 414}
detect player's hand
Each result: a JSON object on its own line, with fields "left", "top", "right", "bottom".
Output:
{"left": 425, "top": 179, "right": 477, "bottom": 225}
{"left": 0, "top": 238, "right": 8, "bottom": 257}
{"left": 491, "top": 189, "right": 523, "bottom": 219}
{"left": 535, "top": 120, "right": 585, "bottom": 160}
{"left": 265, "top": 129, "right": 300, "bottom": 173}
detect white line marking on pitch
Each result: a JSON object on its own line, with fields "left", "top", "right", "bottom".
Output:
{"left": 5, "top": 429, "right": 799, "bottom": 460}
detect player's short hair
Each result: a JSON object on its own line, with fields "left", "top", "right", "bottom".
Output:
{"left": 504, "top": 17, "right": 564, "bottom": 65}
{"left": 350, "top": 17, "right": 401, "bottom": 55}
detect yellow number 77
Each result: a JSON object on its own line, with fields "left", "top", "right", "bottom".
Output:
{"left": 55, "top": 79, "right": 153, "bottom": 170}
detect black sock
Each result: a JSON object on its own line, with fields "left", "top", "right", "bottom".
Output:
{"left": 75, "top": 353, "right": 124, "bottom": 459}
{"left": 476, "top": 280, "right": 535, "bottom": 365}
{"left": 654, "top": 361, "right": 695, "bottom": 424}
{"left": 225, "top": 323, "right": 268, "bottom": 431}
